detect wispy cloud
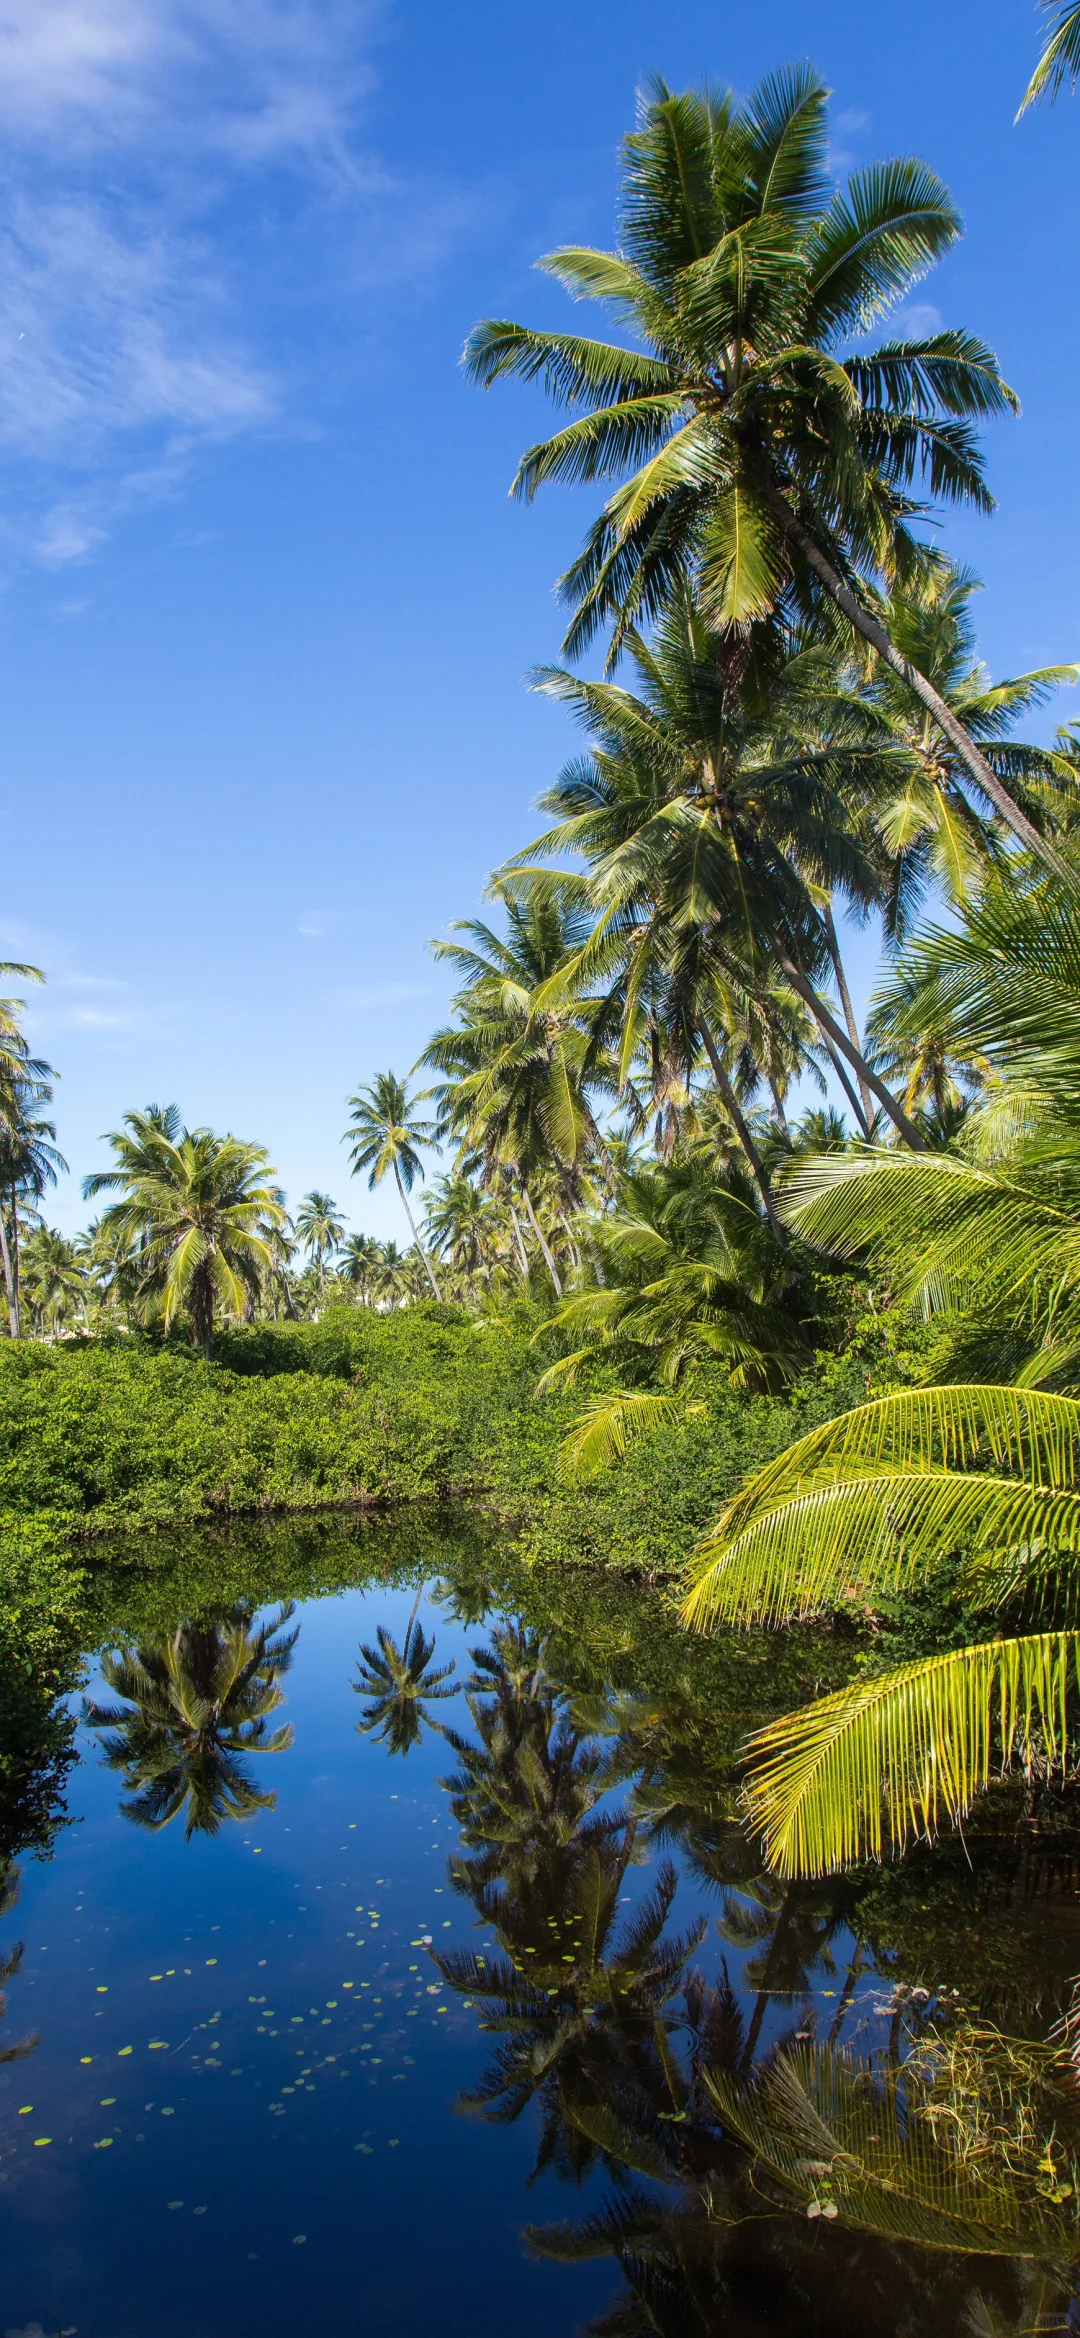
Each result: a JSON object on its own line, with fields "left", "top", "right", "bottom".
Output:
{"left": 0, "top": 1, "right": 389, "bottom": 569}
{"left": 333, "top": 980, "right": 432, "bottom": 1012}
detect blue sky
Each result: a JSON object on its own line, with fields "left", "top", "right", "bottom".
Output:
{"left": 4, "top": 0, "right": 1077, "bottom": 1241}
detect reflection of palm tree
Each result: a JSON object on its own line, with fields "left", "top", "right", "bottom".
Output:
{"left": 717, "top": 1872, "right": 860, "bottom": 2066}
{"left": 353, "top": 1589, "right": 457, "bottom": 1756}
{"left": 434, "top": 1624, "right": 705, "bottom": 2181}
{"left": 85, "top": 1605, "right": 297, "bottom": 1837}
{"left": 0, "top": 1863, "right": 37, "bottom": 2066}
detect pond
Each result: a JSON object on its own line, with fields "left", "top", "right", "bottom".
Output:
{"left": 2, "top": 1509, "right": 1080, "bottom": 2338}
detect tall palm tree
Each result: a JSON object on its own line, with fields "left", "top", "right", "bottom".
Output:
{"left": 85, "top": 1606, "right": 297, "bottom": 1838}
{"left": 423, "top": 885, "right": 619, "bottom": 1294}
{"left": 466, "top": 69, "right": 1061, "bottom": 875}
{"left": 842, "top": 558, "right": 1076, "bottom": 936}
{"left": 339, "top": 1230, "right": 381, "bottom": 1304}
{"left": 20, "top": 1225, "right": 89, "bottom": 1338}
{"left": 342, "top": 1071, "right": 442, "bottom": 1299}
{"left": 84, "top": 1110, "right": 287, "bottom": 1358}
{"left": 294, "top": 1190, "right": 345, "bottom": 1292}
{"left": 506, "top": 589, "right": 923, "bottom": 1157}
{"left": 0, "top": 1067, "right": 66, "bottom": 1340}
{"left": 422, "top": 1172, "right": 498, "bottom": 1295}
{"left": 1018, "top": 3, "right": 1080, "bottom": 109}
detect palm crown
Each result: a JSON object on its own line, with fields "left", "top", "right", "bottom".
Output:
{"left": 467, "top": 69, "right": 1063, "bottom": 873}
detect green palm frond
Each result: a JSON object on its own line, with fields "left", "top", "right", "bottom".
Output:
{"left": 1018, "top": 2, "right": 1080, "bottom": 110}
{"left": 741, "top": 1630, "right": 1080, "bottom": 1876}
{"left": 683, "top": 1387, "right": 1080, "bottom": 1630}
{"left": 556, "top": 1390, "right": 693, "bottom": 1483}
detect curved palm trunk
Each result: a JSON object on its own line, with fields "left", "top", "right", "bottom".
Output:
{"left": 823, "top": 901, "right": 872, "bottom": 1129}
{"left": 821, "top": 1032, "right": 873, "bottom": 1140}
{"left": 774, "top": 955, "right": 926, "bottom": 1150}
{"left": 392, "top": 1163, "right": 442, "bottom": 1299}
{"left": 761, "top": 480, "right": 1072, "bottom": 884}
{"left": 695, "top": 1017, "right": 784, "bottom": 1238}
{"left": 506, "top": 1197, "right": 530, "bottom": 1281}
{"left": 767, "top": 1077, "right": 789, "bottom": 1137}
{"left": 520, "top": 1183, "right": 563, "bottom": 1298}
{"left": 0, "top": 1206, "right": 18, "bottom": 1338}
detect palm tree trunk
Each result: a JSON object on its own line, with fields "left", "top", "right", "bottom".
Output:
{"left": 506, "top": 1198, "right": 530, "bottom": 1281}
{"left": 740, "top": 1886, "right": 799, "bottom": 2070}
{"left": 760, "top": 479, "right": 1071, "bottom": 882}
{"left": 0, "top": 1205, "right": 18, "bottom": 1338}
{"left": 823, "top": 901, "right": 872, "bottom": 1129}
{"left": 821, "top": 1033, "right": 873, "bottom": 1139}
{"left": 695, "top": 1018, "right": 784, "bottom": 1237}
{"left": 774, "top": 954, "right": 926, "bottom": 1149}
{"left": 520, "top": 1184, "right": 563, "bottom": 1298}
{"left": 767, "top": 1077, "right": 789, "bottom": 1137}
{"left": 392, "top": 1164, "right": 442, "bottom": 1299}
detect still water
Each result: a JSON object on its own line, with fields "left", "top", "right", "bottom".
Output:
{"left": 2, "top": 1511, "right": 1079, "bottom": 2337}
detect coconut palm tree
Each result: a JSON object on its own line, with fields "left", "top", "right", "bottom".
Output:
{"left": 466, "top": 68, "right": 1063, "bottom": 876}
{"left": 20, "top": 1225, "right": 88, "bottom": 1338}
{"left": 84, "top": 1110, "right": 287, "bottom": 1357}
{"left": 840, "top": 558, "right": 1076, "bottom": 936}
{"left": 0, "top": 1067, "right": 66, "bottom": 1339}
{"left": 423, "top": 885, "right": 620, "bottom": 1294}
{"left": 506, "top": 588, "right": 923, "bottom": 1158}
{"left": 1018, "top": 3, "right": 1080, "bottom": 109}
{"left": 422, "top": 1173, "right": 497, "bottom": 1296}
{"left": 538, "top": 1151, "right": 821, "bottom": 1478}
{"left": 342, "top": 1071, "right": 442, "bottom": 1299}
{"left": 294, "top": 1190, "right": 345, "bottom": 1292}
{"left": 339, "top": 1230, "right": 381, "bottom": 1304}
{"left": 353, "top": 1590, "right": 457, "bottom": 1755}
{"left": 85, "top": 1606, "right": 297, "bottom": 1838}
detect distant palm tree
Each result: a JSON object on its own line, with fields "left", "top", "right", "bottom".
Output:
{"left": 84, "top": 1107, "right": 287, "bottom": 1356}
{"left": 339, "top": 1231, "right": 381, "bottom": 1304}
{"left": 342, "top": 1071, "right": 442, "bottom": 1298}
{"left": 353, "top": 1590, "right": 458, "bottom": 1755}
{"left": 423, "top": 1173, "right": 497, "bottom": 1295}
{"left": 20, "top": 1225, "right": 89, "bottom": 1337}
{"left": 0, "top": 1069, "right": 66, "bottom": 1339}
{"left": 85, "top": 1606, "right": 297, "bottom": 1838}
{"left": 294, "top": 1190, "right": 345, "bottom": 1291}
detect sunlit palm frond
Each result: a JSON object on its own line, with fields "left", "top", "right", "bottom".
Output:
{"left": 741, "top": 1630, "right": 1080, "bottom": 1877}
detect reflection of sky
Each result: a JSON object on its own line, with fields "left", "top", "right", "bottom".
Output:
{"left": 0, "top": 1579, "right": 876, "bottom": 2338}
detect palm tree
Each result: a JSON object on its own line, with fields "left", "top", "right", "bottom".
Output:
{"left": 538, "top": 1151, "right": 820, "bottom": 1477}
{"left": 85, "top": 1606, "right": 297, "bottom": 1837}
{"left": 20, "top": 1225, "right": 89, "bottom": 1338}
{"left": 84, "top": 1109, "right": 286, "bottom": 1357}
{"left": 353, "top": 1590, "right": 458, "bottom": 1756}
{"left": 1018, "top": 3, "right": 1080, "bottom": 109}
{"left": 0, "top": 1067, "right": 66, "bottom": 1339}
{"left": 466, "top": 69, "right": 1063, "bottom": 876}
{"left": 422, "top": 1174, "right": 494, "bottom": 1283}
{"left": 342, "top": 1072, "right": 442, "bottom": 1299}
{"left": 294, "top": 1190, "right": 345, "bottom": 1292}
{"left": 339, "top": 1230, "right": 381, "bottom": 1304}
{"left": 842, "top": 558, "right": 1076, "bottom": 936}
{"left": 423, "top": 885, "right": 619, "bottom": 1295}
{"left": 506, "top": 589, "right": 924, "bottom": 1156}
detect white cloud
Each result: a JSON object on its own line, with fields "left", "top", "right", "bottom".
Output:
{"left": 882, "top": 301, "right": 945, "bottom": 341}
{"left": 296, "top": 910, "right": 341, "bottom": 939}
{"left": 0, "top": 1, "right": 382, "bottom": 567}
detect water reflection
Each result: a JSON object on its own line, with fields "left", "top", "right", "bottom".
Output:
{"left": 353, "top": 1584, "right": 459, "bottom": 1756}
{"left": 84, "top": 1602, "right": 297, "bottom": 1836}
{"left": 412, "top": 1598, "right": 1080, "bottom": 2332}
{"left": 0, "top": 1864, "right": 37, "bottom": 2070}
